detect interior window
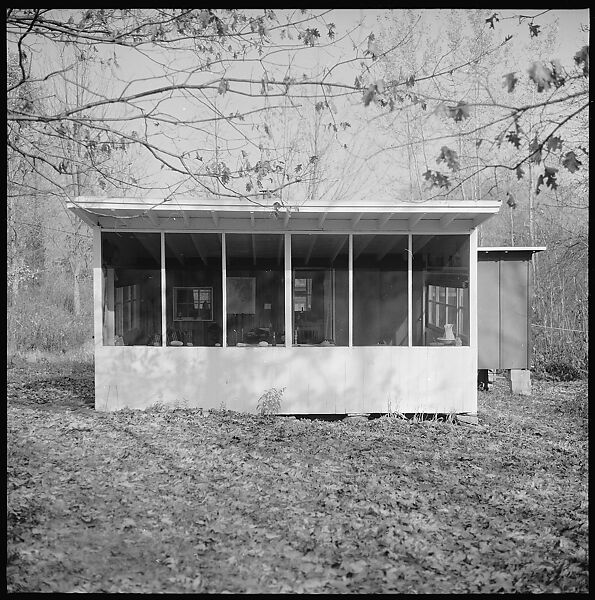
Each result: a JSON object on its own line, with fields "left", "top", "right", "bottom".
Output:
{"left": 165, "top": 233, "right": 222, "bottom": 347}
{"left": 412, "top": 235, "right": 470, "bottom": 346}
{"left": 101, "top": 232, "right": 162, "bottom": 346}
{"left": 225, "top": 233, "right": 284, "bottom": 347}
{"left": 291, "top": 234, "right": 349, "bottom": 346}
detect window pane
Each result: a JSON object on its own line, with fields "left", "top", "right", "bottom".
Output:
{"left": 353, "top": 235, "right": 408, "bottom": 346}
{"left": 101, "top": 232, "right": 161, "bottom": 346}
{"left": 226, "top": 234, "right": 284, "bottom": 347}
{"left": 165, "top": 233, "right": 222, "bottom": 347}
{"left": 412, "top": 235, "right": 469, "bottom": 346}
{"left": 291, "top": 234, "right": 348, "bottom": 346}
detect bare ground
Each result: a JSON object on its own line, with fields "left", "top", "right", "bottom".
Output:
{"left": 6, "top": 359, "right": 588, "bottom": 593}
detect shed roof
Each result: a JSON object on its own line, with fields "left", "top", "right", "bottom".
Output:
{"left": 478, "top": 246, "right": 546, "bottom": 254}
{"left": 68, "top": 195, "right": 501, "bottom": 232}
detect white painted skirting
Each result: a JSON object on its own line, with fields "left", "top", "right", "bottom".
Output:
{"left": 94, "top": 345, "right": 476, "bottom": 414}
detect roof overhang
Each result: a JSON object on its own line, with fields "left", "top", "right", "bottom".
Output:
{"left": 478, "top": 246, "right": 546, "bottom": 253}
{"left": 68, "top": 196, "right": 502, "bottom": 233}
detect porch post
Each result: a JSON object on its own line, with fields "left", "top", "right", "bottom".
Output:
{"left": 407, "top": 233, "right": 412, "bottom": 347}
{"left": 222, "top": 233, "right": 227, "bottom": 347}
{"left": 284, "top": 232, "right": 291, "bottom": 347}
{"left": 160, "top": 231, "right": 166, "bottom": 347}
{"left": 469, "top": 227, "right": 478, "bottom": 411}
{"left": 348, "top": 233, "right": 353, "bottom": 347}
{"left": 93, "top": 227, "right": 103, "bottom": 349}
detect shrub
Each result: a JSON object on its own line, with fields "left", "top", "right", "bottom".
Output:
{"left": 7, "top": 287, "right": 92, "bottom": 352}
{"left": 541, "top": 361, "right": 584, "bottom": 382}
{"left": 257, "top": 387, "right": 285, "bottom": 415}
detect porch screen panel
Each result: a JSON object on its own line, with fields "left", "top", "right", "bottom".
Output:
{"left": 226, "top": 234, "right": 284, "bottom": 347}
{"left": 412, "top": 234, "right": 470, "bottom": 346}
{"left": 165, "top": 233, "right": 222, "bottom": 347}
{"left": 353, "top": 235, "right": 408, "bottom": 346}
{"left": 412, "top": 235, "right": 470, "bottom": 346}
{"left": 291, "top": 234, "right": 349, "bottom": 346}
{"left": 101, "top": 232, "right": 161, "bottom": 346}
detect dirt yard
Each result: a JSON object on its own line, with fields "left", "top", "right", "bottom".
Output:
{"left": 7, "top": 359, "right": 588, "bottom": 593}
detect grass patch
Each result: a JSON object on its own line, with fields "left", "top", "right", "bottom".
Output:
{"left": 7, "top": 364, "right": 588, "bottom": 593}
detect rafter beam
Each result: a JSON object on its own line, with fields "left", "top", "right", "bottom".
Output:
{"left": 277, "top": 235, "right": 284, "bottom": 266}
{"left": 147, "top": 210, "right": 159, "bottom": 228}
{"left": 412, "top": 235, "right": 433, "bottom": 255}
{"left": 377, "top": 237, "right": 399, "bottom": 261}
{"left": 304, "top": 236, "right": 317, "bottom": 266}
{"left": 353, "top": 236, "right": 374, "bottom": 261}
{"left": 408, "top": 213, "right": 425, "bottom": 229}
{"left": 439, "top": 213, "right": 457, "bottom": 229}
{"left": 189, "top": 233, "right": 208, "bottom": 265}
{"left": 351, "top": 212, "right": 364, "bottom": 229}
{"left": 378, "top": 212, "right": 394, "bottom": 229}
{"left": 331, "top": 237, "right": 347, "bottom": 263}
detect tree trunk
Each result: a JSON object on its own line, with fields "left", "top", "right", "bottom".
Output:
{"left": 73, "top": 260, "right": 81, "bottom": 316}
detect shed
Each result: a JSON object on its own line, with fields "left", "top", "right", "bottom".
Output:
{"left": 67, "top": 195, "right": 501, "bottom": 417}
{"left": 477, "top": 246, "right": 546, "bottom": 393}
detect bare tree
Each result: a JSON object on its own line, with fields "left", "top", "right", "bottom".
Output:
{"left": 6, "top": 9, "right": 589, "bottom": 209}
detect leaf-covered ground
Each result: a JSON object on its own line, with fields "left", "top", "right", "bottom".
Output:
{"left": 7, "top": 359, "right": 588, "bottom": 593}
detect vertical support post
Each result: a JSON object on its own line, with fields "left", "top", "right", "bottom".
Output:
{"left": 469, "top": 228, "right": 478, "bottom": 406}
{"left": 93, "top": 227, "right": 103, "bottom": 349}
{"left": 284, "top": 232, "right": 292, "bottom": 347}
{"left": 348, "top": 233, "right": 353, "bottom": 347}
{"left": 222, "top": 233, "right": 227, "bottom": 347}
{"left": 104, "top": 268, "right": 115, "bottom": 345}
{"left": 526, "top": 258, "right": 532, "bottom": 369}
{"left": 407, "top": 233, "right": 412, "bottom": 347}
{"left": 160, "top": 231, "right": 166, "bottom": 347}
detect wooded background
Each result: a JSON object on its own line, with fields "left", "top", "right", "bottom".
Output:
{"left": 6, "top": 9, "right": 588, "bottom": 377}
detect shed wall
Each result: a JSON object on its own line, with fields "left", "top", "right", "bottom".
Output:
{"left": 499, "top": 260, "right": 529, "bottom": 368}
{"left": 477, "top": 253, "right": 531, "bottom": 370}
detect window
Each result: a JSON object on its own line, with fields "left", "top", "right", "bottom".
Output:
{"left": 173, "top": 287, "right": 213, "bottom": 322}
{"left": 353, "top": 235, "right": 408, "bottom": 346}
{"left": 101, "top": 229, "right": 472, "bottom": 350}
{"left": 165, "top": 233, "right": 222, "bottom": 346}
{"left": 115, "top": 284, "right": 140, "bottom": 335}
{"left": 427, "top": 285, "right": 466, "bottom": 338}
{"left": 412, "top": 235, "right": 469, "bottom": 346}
{"left": 226, "top": 234, "right": 284, "bottom": 346}
{"left": 291, "top": 234, "right": 349, "bottom": 346}
{"left": 101, "top": 232, "right": 161, "bottom": 346}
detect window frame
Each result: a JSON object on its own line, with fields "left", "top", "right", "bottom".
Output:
{"left": 98, "top": 228, "right": 474, "bottom": 349}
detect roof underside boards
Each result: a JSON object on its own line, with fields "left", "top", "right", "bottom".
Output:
{"left": 68, "top": 196, "right": 501, "bottom": 232}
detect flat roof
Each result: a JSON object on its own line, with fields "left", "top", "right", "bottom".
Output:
{"left": 68, "top": 196, "right": 501, "bottom": 232}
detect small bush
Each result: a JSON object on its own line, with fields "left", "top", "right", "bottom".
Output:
{"left": 541, "top": 361, "right": 584, "bottom": 382}
{"left": 257, "top": 387, "right": 284, "bottom": 415}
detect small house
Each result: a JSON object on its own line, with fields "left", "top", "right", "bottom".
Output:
{"left": 68, "top": 195, "right": 502, "bottom": 416}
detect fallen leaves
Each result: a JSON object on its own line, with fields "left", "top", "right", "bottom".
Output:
{"left": 6, "top": 362, "right": 589, "bottom": 593}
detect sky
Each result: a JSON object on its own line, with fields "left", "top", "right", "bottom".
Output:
{"left": 11, "top": 8, "right": 590, "bottom": 205}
